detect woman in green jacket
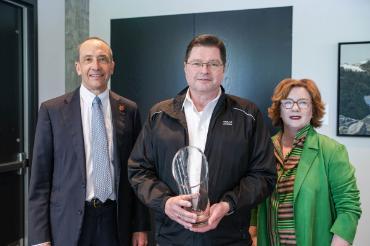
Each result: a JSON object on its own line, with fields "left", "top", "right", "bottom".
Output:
{"left": 251, "top": 78, "right": 361, "bottom": 246}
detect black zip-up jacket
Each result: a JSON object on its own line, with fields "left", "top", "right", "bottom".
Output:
{"left": 128, "top": 87, "right": 276, "bottom": 246}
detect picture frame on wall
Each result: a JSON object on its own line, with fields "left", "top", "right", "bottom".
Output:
{"left": 337, "top": 41, "right": 370, "bottom": 136}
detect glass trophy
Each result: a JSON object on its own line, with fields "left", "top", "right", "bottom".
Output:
{"left": 172, "top": 146, "right": 210, "bottom": 227}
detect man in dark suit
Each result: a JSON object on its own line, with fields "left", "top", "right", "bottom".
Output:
{"left": 28, "top": 37, "right": 150, "bottom": 246}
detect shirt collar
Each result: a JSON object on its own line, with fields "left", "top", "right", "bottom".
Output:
{"left": 272, "top": 124, "right": 312, "bottom": 160}
{"left": 182, "top": 88, "right": 221, "bottom": 113}
{"left": 80, "top": 84, "right": 110, "bottom": 105}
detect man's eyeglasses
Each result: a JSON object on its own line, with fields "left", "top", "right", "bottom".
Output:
{"left": 280, "top": 99, "right": 311, "bottom": 109}
{"left": 186, "top": 61, "right": 223, "bottom": 70}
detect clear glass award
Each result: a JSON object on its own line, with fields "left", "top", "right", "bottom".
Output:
{"left": 172, "top": 146, "right": 210, "bottom": 227}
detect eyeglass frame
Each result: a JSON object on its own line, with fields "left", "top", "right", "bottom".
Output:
{"left": 186, "top": 60, "right": 224, "bottom": 70}
{"left": 280, "top": 98, "right": 312, "bottom": 110}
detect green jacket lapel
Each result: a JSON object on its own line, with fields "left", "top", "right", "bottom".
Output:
{"left": 294, "top": 128, "right": 319, "bottom": 202}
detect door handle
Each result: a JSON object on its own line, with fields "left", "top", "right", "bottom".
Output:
{"left": 0, "top": 153, "right": 27, "bottom": 174}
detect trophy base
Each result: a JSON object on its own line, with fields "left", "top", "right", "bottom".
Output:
{"left": 192, "top": 220, "right": 208, "bottom": 228}
{"left": 189, "top": 209, "right": 209, "bottom": 228}
{"left": 183, "top": 200, "right": 210, "bottom": 228}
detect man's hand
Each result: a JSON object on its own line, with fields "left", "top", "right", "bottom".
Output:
{"left": 165, "top": 194, "right": 198, "bottom": 229}
{"left": 132, "top": 231, "right": 148, "bottom": 246}
{"left": 189, "top": 201, "right": 230, "bottom": 233}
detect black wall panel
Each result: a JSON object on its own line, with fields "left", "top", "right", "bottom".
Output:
{"left": 195, "top": 7, "right": 292, "bottom": 130}
{"left": 111, "top": 14, "right": 194, "bottom": 122}
{"left": 111, "top": 7, "right": 292, "bottom": 128}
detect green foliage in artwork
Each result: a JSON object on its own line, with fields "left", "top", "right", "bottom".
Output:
{"left": 360, "top": 60, "right": 370, "bottom": 71}
{"left": 339, "top": 67, "right": 370, "bottom": 120}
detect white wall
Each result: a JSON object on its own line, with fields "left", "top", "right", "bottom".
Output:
{"left": 38, "top": 0, "right": 65, "bottom": 104}
{"left": 290, "top": 2, "right": 370, "bottom": 244}
{"left": 38, "top": 0, "right": 370, "bottom": 244}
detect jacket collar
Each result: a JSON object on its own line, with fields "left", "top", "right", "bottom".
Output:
{"left": 169, "top": 86, "right": 227, "bottom": 115}
{"left": 294, "top": 127, "right": 319, "bottom": 201}
{"left": 162, "top": 86, "right": 226, "bottom": 129}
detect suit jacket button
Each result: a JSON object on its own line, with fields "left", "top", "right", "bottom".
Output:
{"left": 77, "top": 210, "right": 82, "bottom": 215}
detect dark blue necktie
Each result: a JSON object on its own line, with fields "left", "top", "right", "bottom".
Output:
{"left": 91, "top": 96, "right": 113, "bottom": 202}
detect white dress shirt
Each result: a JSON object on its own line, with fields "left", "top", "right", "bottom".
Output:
{"left": 80, "top": 84, "right": 115, "bottom": 201}
{"left": 183, "top": 88, "right": 221, "bottom": 152}
{"left": 183, "top": 88, "right": 221, "bottom": 194}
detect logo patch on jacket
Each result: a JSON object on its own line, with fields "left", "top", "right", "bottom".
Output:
{"left": 222, "top": 120, "right": 233, "bottom": 126}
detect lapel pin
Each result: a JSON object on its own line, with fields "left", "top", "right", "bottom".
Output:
{"left": 118, "top": 104, "right": 125, "bottom": 112}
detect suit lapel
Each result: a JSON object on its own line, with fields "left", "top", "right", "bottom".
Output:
{"left": 109, "top": 91, "right": 126, "bottom": 185}
{"left": 294, "top": 128, "right": 319, "bottom": 202}
{"left": 61, "top": 88, "right": 86, "bottom": 182}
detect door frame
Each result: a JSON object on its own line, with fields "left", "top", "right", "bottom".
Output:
{"left": 0, "top": 0, "right": 37, "bottom": 245}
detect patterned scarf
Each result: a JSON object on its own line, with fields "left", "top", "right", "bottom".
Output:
{"left": 268, "top": 124, "right": 311, "bottom": 245}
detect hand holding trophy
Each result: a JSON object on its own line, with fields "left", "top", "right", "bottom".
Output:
{"left": 172, "top": 146, "right": 210, "bottom": 227}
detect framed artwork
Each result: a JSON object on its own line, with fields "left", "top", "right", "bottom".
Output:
{"left": 337, "top": 41, "right": 370, "bottom": 136}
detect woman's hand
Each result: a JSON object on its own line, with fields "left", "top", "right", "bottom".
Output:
{"left": 249, "top": 226, "right": 257, "bottom": 246}
{"left": 331, "top": 234, "right": 350, "bottom": 246}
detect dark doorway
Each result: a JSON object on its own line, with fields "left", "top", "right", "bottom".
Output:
{"left": 0, "top": 0, "right": 38, "bottom": 245}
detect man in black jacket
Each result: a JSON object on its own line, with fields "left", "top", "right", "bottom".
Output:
{"left": 128, "top": 34, "right": 276, "bottom": 246}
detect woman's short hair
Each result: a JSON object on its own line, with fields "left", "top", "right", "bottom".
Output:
{"left": 268, "top": 78, "right": 325, "bottom": 128}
